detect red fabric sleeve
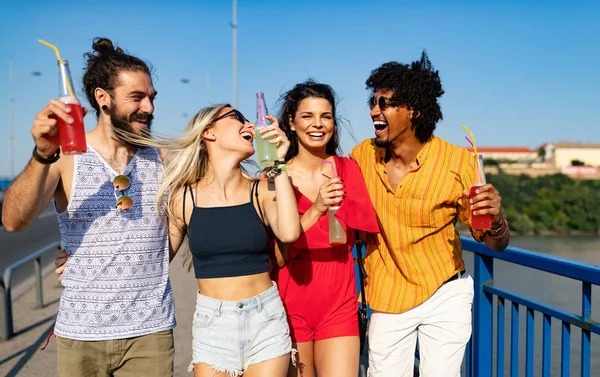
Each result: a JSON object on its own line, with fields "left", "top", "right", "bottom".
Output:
{"left": 333, "top": 156, "right": 380, "bottom": 234}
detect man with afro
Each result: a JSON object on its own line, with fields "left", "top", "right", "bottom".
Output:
{"left": 350, "top": 51, "right": 510, "bottom": 377}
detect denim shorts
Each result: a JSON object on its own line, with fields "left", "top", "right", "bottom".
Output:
{"left": 188, "top": 282, "right": 292, "bottom": 376}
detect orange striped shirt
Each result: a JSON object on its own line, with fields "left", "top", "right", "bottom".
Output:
{"left": 349, "top": 136, "right": 478, "bottom": 313}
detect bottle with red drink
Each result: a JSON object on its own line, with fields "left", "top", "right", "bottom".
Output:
{"left": 470, "top": 154, "right": 492, "bottom": 230}
{"left": 54, "top": 60, "right": 86, "bottom": 154}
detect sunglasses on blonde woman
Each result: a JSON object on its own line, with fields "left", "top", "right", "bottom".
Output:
{"left": 213, "top": 109, "right": 249, "bottom": 125}
{"left": 114, "top": 174, "right": 133, "bottom": 212}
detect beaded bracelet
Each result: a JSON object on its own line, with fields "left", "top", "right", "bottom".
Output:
{"left": 488, "top": 215, "right": 509, "bottom": 240}
{"left": 491, "top": 215, "right": 505, "bottom": 233}
{"left": 265, "top": 160, "right": 287, "bottom": 179}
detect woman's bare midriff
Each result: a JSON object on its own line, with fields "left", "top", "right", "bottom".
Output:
{"left": 197, "top": 271, "right": 274, "bottom": 300}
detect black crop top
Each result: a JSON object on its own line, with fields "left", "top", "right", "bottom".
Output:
{"left": 185, "top": 180, "right": 270, "bottom": 279}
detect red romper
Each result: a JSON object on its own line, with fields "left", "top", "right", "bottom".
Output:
{"left": 271, "top": 156, "right": 379, "bottom": 342}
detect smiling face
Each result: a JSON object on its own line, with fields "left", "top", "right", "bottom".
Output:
{"left": 108, "top": 70, "right": 157, "bottom": 136}
{"left": 207, "top": 107, "right": 256, "bottom": 158}
{"left": 290, "top": 97, "right": 335, "bottom": 154}
{"left": 370, "top": 89, "right": 414, "bottom": 148}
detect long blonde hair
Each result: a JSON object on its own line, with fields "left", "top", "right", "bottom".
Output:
{"left": 115, "top": 103, "right": 255, "bottom": 266}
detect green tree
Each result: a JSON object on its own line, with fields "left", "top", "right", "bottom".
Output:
{"left": 487, "top": 173, "right": 599, "bottom": 233}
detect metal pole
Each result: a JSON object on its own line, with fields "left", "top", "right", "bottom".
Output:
{"left": 0, "top": 279, "right": 13, "bottom": 340}
{"left": 0, "top": 241, "right": 59, "bottom": 340}
{"left": 232, "top": 0, "right": 238, "bottom": 108}
{"left": 8, "top": 58, "right": 14, "bottom": 178}
{"left": 473, "top": 253, "right": 494, "bottom": 377}
{"left": 34, "top": 256, "right": 44, "bottom": 308}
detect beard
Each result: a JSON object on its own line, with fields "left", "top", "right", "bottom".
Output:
{"left": 109, "top": 103, "right": 153, "bottom": 145}
{"left": 374, "top": 137, "right": 391, "bottom": 149}
{"left": 109, "top": 103, "right": 153, "bottom": 134}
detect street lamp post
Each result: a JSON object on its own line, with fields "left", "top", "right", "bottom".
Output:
{"left": 8, "top": 58, "right": 12, "bottom": 178}
{"left": 231, "top": 0, "right": 238, "bottom": 108}
{"left": 8, "top": 58, "right": 41, "bottom": 177}
{"left": 180, "top": 77, "right": 192, "bottom": 119}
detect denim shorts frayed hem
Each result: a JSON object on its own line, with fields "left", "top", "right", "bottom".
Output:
{"left": 188, "top": 282, "right": 292, "bottom": 375}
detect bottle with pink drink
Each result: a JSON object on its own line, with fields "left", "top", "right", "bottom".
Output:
{"left": 52, "top": 60, "right": 86, "bottom": 154}
{"left": 470, "top": 154, "right": 492, "bottom": 230}
{"left": 321, "top": 159, "right": 346, "bottom": 244}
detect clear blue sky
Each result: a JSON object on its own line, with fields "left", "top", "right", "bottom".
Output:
{"left": 0, "top": 0, "right": 598, "bottom": 176}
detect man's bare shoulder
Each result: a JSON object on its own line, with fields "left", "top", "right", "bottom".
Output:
{"left": 159, "top": 148, "right": 169, "bottom": 162}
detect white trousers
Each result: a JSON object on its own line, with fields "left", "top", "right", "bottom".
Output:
{"left": 367, "top": 275, "right": 474, "bottom": 377}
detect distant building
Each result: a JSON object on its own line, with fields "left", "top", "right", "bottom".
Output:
{"left": 541, "top": 142, "right": 600, "bottom": 168}
{"left": 466, "top": 142, "right": 600, "bottom": 178}
{"left": 466, "top": 147, "right": 538, "bottom": 162}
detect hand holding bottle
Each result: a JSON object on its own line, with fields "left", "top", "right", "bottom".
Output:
{"left": 313, "top": 177, "right": 345, "bottom": 214}
{"left": 317, "top": 159, "right": 347, "bottom": 244}
{"left": 37, "top": 41, "right": 87, "bottom": 155}
{"left": 32, "top": 100, "right": 89, "bottom": 159}
{"left": 255, "top": 92, "right": 279, "bottom": 166}
{"left": 258, "top": 115, "right": 290, "bottom": 162}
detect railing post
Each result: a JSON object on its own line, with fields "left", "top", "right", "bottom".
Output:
{"left": 0, "top": 279, "right": 13, "bottom": 340}
{"left": 473, "top": 253, "right": 493, "bottom": 377}
{"left": 34, "top": 256, "right": 44, "bottom": 308}
{"left": 0, "top": 241, "right": 60, "bottom": 340}
{"left": 581, "top": 282, "right": 591, "bottom": 377}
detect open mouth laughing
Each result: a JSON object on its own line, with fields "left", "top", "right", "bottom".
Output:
{"left": 240, "top": 130, "right": 254, "bottom": 144}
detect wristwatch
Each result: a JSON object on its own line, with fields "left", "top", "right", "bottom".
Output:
{"left": 32, "top": 146, "right": 60, "bottom": 164}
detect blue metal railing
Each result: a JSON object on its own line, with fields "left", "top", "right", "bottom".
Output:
{"left": 0, "top": 178, "right": 13, "bottom": 191}
{"left": 462, "top": 236, "right": 600, "bottom": 377}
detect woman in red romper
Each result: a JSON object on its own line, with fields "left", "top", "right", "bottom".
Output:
{"left": 270, "top": 80, "right": 379, "bottom": 377}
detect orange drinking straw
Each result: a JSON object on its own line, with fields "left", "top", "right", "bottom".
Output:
{"left": 461, "top": 125, "right": 485, "bottom": 184}
{"left": 38, "top": 39, "right": 74, "bottom": 96}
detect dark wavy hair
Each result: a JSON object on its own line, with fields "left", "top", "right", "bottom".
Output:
{"left": 365, "top": 50, "right": 444, "bottom": 143}
{"left": 82, "top": 37, "right": 152, "bottom": 118}
{"left": 276, "top": 79, "right": 343, "bottom": 161}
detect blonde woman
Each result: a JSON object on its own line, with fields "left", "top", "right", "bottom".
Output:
{"left": 111, "top": 103, "right": 301, "bottom": 377}
{"left": 169, "top": 104, "right": 301, "bottom": 377}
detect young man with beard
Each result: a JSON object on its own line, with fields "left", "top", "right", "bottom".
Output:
{"left": 2, "top": 38, "right": 176, "bottom": 377}
{"left": 349, "top": 52, "right": 510, "bottom": 377}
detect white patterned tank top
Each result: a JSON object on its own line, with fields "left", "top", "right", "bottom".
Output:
{"left": 54, "top": 146, "right": 176, "bottom": 341}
